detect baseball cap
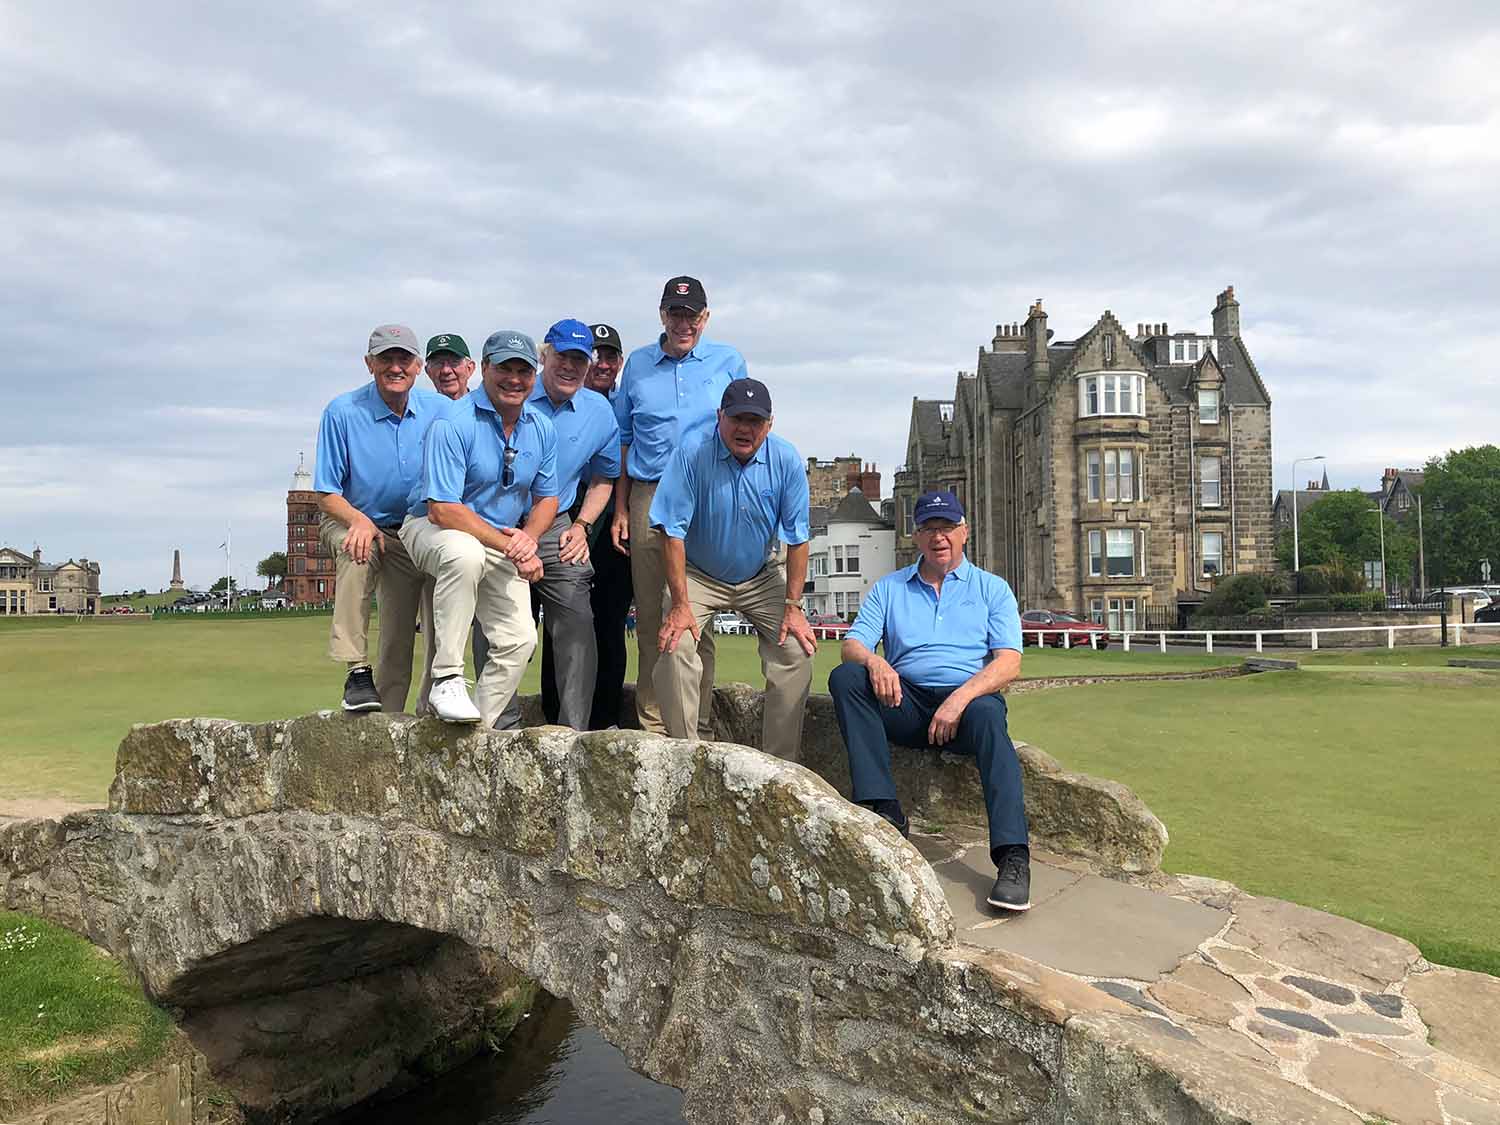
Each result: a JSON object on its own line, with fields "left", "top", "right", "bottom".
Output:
{"left": 544, "top": 318, "right": 594, "bottom": 356}
{"left": 720, "top": 378, "right": 772, "bottom": 419}
{"left": 660, "top": 276, "right": 707, "bottom": 312}
{"left": 589, "top": 323, "right": 623, "bottom": 352}
{"left": 367, "top": 324, "right": 421, "bottom": 356}
{"left": 425, "top": 333, "right": 470, "bottom": 360}
{"left": 913, "top": 490, "right": 965, "bottom": 527}
{"left": 481, "top": 329, "right": 539, "bottom": 369}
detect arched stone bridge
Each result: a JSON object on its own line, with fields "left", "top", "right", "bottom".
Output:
{"left": 5, "top": 689, "right": 1489, "bottom": 1124}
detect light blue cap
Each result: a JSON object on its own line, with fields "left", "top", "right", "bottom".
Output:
{"left": 482, "top": 329, "right": 538, "bottom": 368}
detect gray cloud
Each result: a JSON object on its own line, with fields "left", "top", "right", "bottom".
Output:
{"left": 2, "top": 0, "right": 1496, "bottom": 588}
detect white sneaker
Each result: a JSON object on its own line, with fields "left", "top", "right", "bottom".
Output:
{"left": 429, "top": 676, "right": 481, "bottom": 724}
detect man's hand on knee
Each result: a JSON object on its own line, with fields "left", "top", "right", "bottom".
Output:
{"left": 342, "top": 515, "right": 381, "bottom": 565}
{"left": 928, "top": 692, "right": 967, "bottom": 746}
{"left": 866, "top": 655, "right": 902, "bottom": 708}
{"left": 659, "top": 601, "right": 699, "bottom": 653}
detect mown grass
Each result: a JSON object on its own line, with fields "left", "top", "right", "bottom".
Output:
{"left": 98, "top": 590, "right": 188, "bottom": 612}
{"left": 0, "top": 911, "right": 174, "bottom": 1118}
{"left": 1007, "top": 667, "right": 1500, "bottom": 977}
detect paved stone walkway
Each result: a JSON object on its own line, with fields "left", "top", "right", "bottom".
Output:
{"left": 917, "top": 831, "right": 1500, "bottom": 1125}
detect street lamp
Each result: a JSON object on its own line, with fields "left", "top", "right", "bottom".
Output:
{"left": 1432, "top": 498, "right": 1447, "bottom": 645}
{"left": 1291, "top": 455, "right": 1326, "bottom": 575}
{"left": 1367, "top": 506, "right": 1387, "bottom": 598}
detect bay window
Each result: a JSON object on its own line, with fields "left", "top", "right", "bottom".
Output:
{"left": 1078, "top": 373, "right": 1146, "bottom": 418}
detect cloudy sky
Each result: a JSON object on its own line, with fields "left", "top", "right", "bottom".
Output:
{"left": 3, "top": 0, "right": 1497, "bottom": 591}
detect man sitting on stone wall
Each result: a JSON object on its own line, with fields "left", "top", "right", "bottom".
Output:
{"left": 828, "top": 490, "right": 1032, "bottom": 912}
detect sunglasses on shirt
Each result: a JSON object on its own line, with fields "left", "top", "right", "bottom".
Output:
{"left": 502, "top": 445, "right": 518, "bottom": 488}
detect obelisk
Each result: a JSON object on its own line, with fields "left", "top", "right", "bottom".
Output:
{"left": 169, "top": 549, "right": 185, "bottom": 591}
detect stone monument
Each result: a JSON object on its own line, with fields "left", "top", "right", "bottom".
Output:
{"left": 169, "top": 548, "right": 184, "bottom": 591}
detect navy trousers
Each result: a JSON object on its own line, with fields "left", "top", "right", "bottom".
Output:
{"left": 828, "top": 661, "right": 1028, "bottom": 852}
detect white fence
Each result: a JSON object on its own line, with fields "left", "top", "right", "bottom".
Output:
{"left": 1024, "top": 621, "right": 1500, "bottom": 654}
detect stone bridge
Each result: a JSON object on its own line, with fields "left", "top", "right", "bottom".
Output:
{"left": 3, "top": 688, "right": 1498, "bottom": 1125}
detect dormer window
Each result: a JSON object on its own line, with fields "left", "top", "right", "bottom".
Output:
{"left": 1198, "top": 388, "right": 1220, "bottom": 424}
{"left": 1078, "top": 373, "right": 1146, "bottom": 418}
{"left": 1172, "top": 338, "right": 1217, "bottom": 363}
{"left": 938, "top": 402, "right": 954, "bottom": 423}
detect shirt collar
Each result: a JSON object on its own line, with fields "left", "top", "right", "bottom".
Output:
{"left": 365, "top": 380, "right": 413, "bottom": 421}
{"left": 469, "top": 386, "right": 497, "bottom": 414}
{"left": 652, "top": 334, "right": 703, "bottom": 366}
{"left": 529, "top": 383, "right": 576, "bottom": 414}
{"left": 715, "top": 433, "right": 769, "bottom": 467}
{"left": 904, "top": 556, "right": 972, "bottom": 586}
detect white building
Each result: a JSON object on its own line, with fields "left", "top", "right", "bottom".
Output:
{"left": 805, "top": 489, "right": 895, "bottom": 620}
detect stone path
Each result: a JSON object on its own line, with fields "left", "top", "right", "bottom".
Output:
{"left": 918, "top": 831, "right": 1500, "bottom": 1125}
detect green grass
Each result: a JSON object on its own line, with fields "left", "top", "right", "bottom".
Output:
{"left": 1008, "top": 668, "right": 1500, "bottom": 977}
{"left": 99, "top": 591, "right": 187, "bottom": 612}
{"left": 1302, "top": 643, "right": 1500, "bottom": 668}
{"left": 0, "top": 911, "right": 174, "bottom": 1117}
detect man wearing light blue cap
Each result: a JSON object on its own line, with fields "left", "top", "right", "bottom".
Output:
{"left": 829, "top": 489, "right": 1032, "bottom": 912}
{"left": 400, "top": 329, "right": 559, "bottom": 725}
{"left": 494, "top": 318, "right": 622, "bottom": 730}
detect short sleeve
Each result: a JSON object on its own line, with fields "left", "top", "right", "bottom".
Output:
{"left": 648, "top": 445, "right": 698, "bottom": 539}
{"left": 776, "top": 444, "right": 810, "bottom": 545}
{"left": 985, "top": 576, "right": 1023, "bottom": 653}
{"left": 846, "top": 576, "right": 887, "bottom": 651}
{"left": 312, "top": 403, "right": 348, "bottom": 495}
{"left": 421, "top": 418, "right": 469, "bottom": 505}
{"left": 589, "top": 412, "right": 622, "bottom": 479}
{"left": 613, "top": 363, "right": 634, "bottom": 446}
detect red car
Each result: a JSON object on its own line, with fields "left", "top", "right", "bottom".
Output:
{"left": 806, "top": 613, "right": 852, "bottom": 641}
{"left": 1020, "top": 610, "right": 1109, "bottom": 649}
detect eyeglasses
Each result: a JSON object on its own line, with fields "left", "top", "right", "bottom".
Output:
{"left": 371, "top": 351, "right": 418, "bottom": 369}
{"left": 662, "top": 308, "right": 703, "bottom": 325}
{"left": 502, "top": 445, "right": 518, "bottom": 488}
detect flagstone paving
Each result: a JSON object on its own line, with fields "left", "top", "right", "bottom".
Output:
{"left": 917, "top": 828, "right": 1500, "bottom": 1124}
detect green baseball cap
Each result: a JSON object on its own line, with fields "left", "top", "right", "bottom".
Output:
{"left": 425, "top": 333, "right": 470, "bottom": 360}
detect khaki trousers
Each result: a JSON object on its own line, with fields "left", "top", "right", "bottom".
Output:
{"left": 654, "top": 561, "right": 812, "bottom": 761}
{"left": 320, "top": 514, "right": 424, "bottom": 713}
{"left": 628, "top": 479, "right": 714, "bottom": 736}
{"left": 399, "top": 516, "right": 536, "bottom": 728}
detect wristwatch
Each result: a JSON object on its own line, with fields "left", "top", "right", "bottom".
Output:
{"left": 578, "top": 519, "right": 594, "bottom": 535}
{"left": 784, "top": 598, "right": 804, "bottom": 608}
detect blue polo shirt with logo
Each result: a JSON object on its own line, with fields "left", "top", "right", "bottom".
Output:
{"left": 847, "top": 559, "right": 1023, "bottom": 688}
{"left": 526, "top": 384, "right": 621, "bottom": 512}
{"left": 613, "top": 335, "right": 748, "bottom": 481}
{"left": 649, "top": 430, "right": 809, "bottom": 585}
{"left": 314, "top": 381, "right": 442, "bottom": 527}
{"left": 408, "top": 387, "right": 558, "bottom": 528}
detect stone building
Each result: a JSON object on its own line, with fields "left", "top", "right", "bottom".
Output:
{"left": 805, "top": 456, "right": 882, "bottom": 510}
{"left": 1377, "top": 467, "right": 1425, "bottom": 523}
{"left": 0, "top": 546, "right": 101, "bottom": 615}
{"left": 893, "top": 287, "right": 1274, "bottom": 629}
{"left": 285, "top": 454, "right": 336, "bottom": 607}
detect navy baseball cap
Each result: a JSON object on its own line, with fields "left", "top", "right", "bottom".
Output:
{"left": 544, "top": 318, "right": 594, "bottom": 356}
{"left": 720, "top": 378, "right": 772, "bottom": 419}
{"left": 482, "top": 329, "right": 538, "bottom": 368}
{"left": 913, "top": 490, "right": 964, "bottom": 527}
{"left": 660, "top": 275, "right": 707, "bottom": 312}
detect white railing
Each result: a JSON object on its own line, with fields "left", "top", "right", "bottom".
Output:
{"left": 1024, "top": 621, "right": 1500, "bottom": 653}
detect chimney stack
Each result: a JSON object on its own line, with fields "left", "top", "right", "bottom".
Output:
{"left": 992, "top": 321, "right": 1025, "bottom": 353}
{"left": 1212, "top": 285, "right": 1241, "bottom": 337}
{"left": 32, "top": 546, "right": 42, "bottom": 566}
{"left": 859, "top": 463, "right": 881, "bottom": 499}
{"left": 1025, "top": 299, "right": 1050, "bottom": 387}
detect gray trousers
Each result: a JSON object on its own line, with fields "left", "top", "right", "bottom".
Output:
{"left": 493, "top": 512, "right": 596, "bottom": 730}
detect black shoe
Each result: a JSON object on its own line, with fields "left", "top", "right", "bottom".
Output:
{"left": 341, "top": 666, "right": 380, "bottom": 712}
{"left": 859, "top": 800, "right": 910, "bottom": 839}
{"left": 987, "top": 845, "right": 1032, "bottom": 912}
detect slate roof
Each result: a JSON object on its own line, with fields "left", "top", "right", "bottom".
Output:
{"left": 809, "top": 505, "right": 831, "bottom": 532}
{"left": 1273, "top": 489, "right": 1335, "bottom": 522}
{"left": 830, "top": 488, "right": 890, "bottom": 527}
{"left": 911, "top": 399, "right": 951, "bottom": 450}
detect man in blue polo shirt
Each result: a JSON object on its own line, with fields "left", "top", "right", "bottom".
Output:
{"left": 314, "top": 323, "right": 441, "bottom": 713}
{"left": 828, "top": 490, "right": 1032, "bottom": 912}
{"left": 651, "top": 378, "right": 816, "bottom": 761}
{"left": 612, "top": 276, "right": 748, "bottom": 734}
{"left": 400, "top": 330, "right": 559, "bottom": 725}
{"left": 493, "top": 318, "right": 621, "bottom": 731}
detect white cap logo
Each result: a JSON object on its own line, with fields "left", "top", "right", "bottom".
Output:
{"left": 746, "top": 389, "right": 755, "bottom": 397}
{"left": 508, "top": 336, "right": 524, "bottom": 348}
{"left": 595, "top": 325, "right": 609, "bottom": 337}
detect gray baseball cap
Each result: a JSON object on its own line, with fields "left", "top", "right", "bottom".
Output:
{"left": 482, "top": 329, "right": 539, "bottom": 368}
{"left": 367, "top": 323, "right": 421, "bottom": 356}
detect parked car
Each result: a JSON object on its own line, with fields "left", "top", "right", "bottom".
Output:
{"left": 806, "top": 612, "right": 852, "bottom": 640}
{"left": 711, "top": 612, "right": 750, "bottom": 635}
{"left": 1474, "top": 600, "right": 1500, "bottom": 624}
{"left": 1445, "top": 588, "right": 1493, "bottom": 610}
{"left": 1020, "top": 610, "right": 1110, "bottom": 649}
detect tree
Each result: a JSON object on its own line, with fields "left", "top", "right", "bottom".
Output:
{"left": 1275, "top": 489, "right": 1416, "bottom": 588}
{"left": 1421, "top": 445, "right": 1500, "bottom": 586}
{"left": 257, "top": 551, "right": 288, "bottom": 589}
{"left": 210, "top": 576, "right": 238, "bottom": 593}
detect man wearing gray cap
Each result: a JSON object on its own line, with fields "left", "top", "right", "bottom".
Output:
{"left": 400, "top": 329, "right": 559, "bottom": 725}
{"left": 313, "top": 324, "right": 441, "bottom": 712}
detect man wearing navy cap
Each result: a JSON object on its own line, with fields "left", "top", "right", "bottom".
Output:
{"left": 650, "top": 378, "right": 816, "bottom": 760}
{"left": 828, "top": 490, "right": 1032, "bottom": 911}
{"left": 399, "top": 329, "right": 559, "bottom": 725}
{"left": 314, "top": 324, "right": 441, "bottom": 713}
{"left": 493, "top": 318, "right": 622, "bottom": 731}
{"left": 612, "top": 277, "right": 747, "bottom": 734}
